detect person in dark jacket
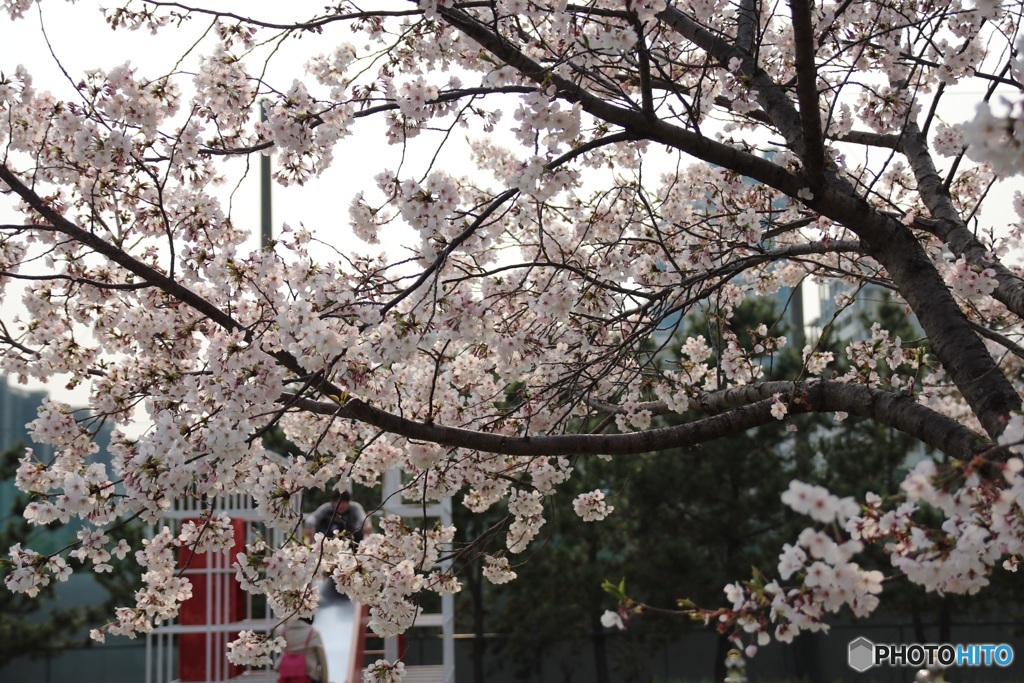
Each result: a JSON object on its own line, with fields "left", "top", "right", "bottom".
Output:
{"left": 305, "top": 489, "right": 372, "bottom": 543}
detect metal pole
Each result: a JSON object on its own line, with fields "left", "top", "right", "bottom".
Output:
{"left": 259, "top": 99, "right": 272, "bottom": 250}
{"left": 789, "top": 282, "right": 806, "bottom": 349}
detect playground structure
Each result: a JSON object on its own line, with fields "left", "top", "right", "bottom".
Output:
{"left": 144, "top": 472, "right": 454, "bottom": 683}
{"left": 145, "top": 493, "right": 280, "bottom": 683}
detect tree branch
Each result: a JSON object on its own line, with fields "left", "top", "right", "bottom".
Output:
{"left": 0, "top": 165, "right": 243, "bottom": 335}
{"left": 788, "top": 0, "right": 825, "bottom": 178}
{"left": 901, "top": 126, "right": 1024, "bottom": 321}
{"left": 376, "top": 131, "right": 637, "bottom": 319}
{"left": 282, "top": 380, "right": 986, "bottom": 460}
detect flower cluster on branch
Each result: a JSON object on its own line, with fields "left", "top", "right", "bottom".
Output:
{"left": 0, "top": 0, "right": 1022, "bottom": 668}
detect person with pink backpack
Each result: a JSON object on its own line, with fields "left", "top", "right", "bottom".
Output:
{"left": 277, "top": 618, "right": 329, "bottom": 683}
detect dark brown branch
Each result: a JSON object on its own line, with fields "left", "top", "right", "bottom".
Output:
{"left": 736, "top": 0, "right": 759, "bottom": 55}
{"left": 282, "top": 380, "right": 986, "bottom": 459}
{"left": 902, "top": 127, "right": 1024, "bottom": 321}
{"left": 440, "top": 4, "right": 808, "bottom": 200}
{"left": 788, "top": 0, "right": 825, "bottom": 177}
{"left": 627, "top": 10, "right": 656, "bottom": 120}
{"left": 137, "top": 1, "right": 429, "bottom": 30}
{"left": 657, "top": 5, "right": 809, "bottom": 158}
{"left": 831, "top": 130, "right": 902, "bottom": 147}
{"left": 202, "top": 86, "right": 535, "bottom": 157}
{"left": 0, "top": 165, "right": 244, "bottom": 334}
{"left": 812, "top": 178, "right": 1023, "bottom": 438}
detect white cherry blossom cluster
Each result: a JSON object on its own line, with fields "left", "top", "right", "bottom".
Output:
{"left": 719, "top": 332, "right": 765, "bottom": 386}
{"left": 395, "top": 76, "right": 440, "bottom": 118}
{"left": 247, "top": 455, "right": 332, "bottom": 531}
{"left": 393, "top": 171, "right": 464, "bottom": 259}
{"left": 364, "top": 659, "right": 406, "bottom": 683}
{"left": 482, "top": 554, "right": 518, "bottom": 584}
{"left": 512, "top": 90, "right": 582, "bottom": 154}
{"left": 4, "top": 543, "right": 71, "bottom": 598}
{"left": 332, "top": 516, "right": 456, "bottom": 636}
{"left": 236, "top": 518, "right": 458, "bottom": 641}
{"left": 932, "top": 122, "right": 966, "bottom": 157}
{"left": 848, "top": 459, "right": 1024, "bottom": 594}
{"left": 237, "top": 538, "right": 324, "bottom": 620}
{"left": 1, "top": 0, "right": 33, "bottom": 19}
{"left": 615, "top": 396, "right": 653, "bottom": 432}
{"left": 69, "top": 529, "right": 129, "bottom": 573}
{"left": 416, "top": 0, "right": 454, "bottom": 20}
{"left": 529, "top": 457, "right": 573, "bottom": 495}
{"left": 576, "top": 24, "right": 637, "bottom": 63}
{"left": 572, "top": 490, "right": 614, "bottom": 522}
{"left": 720, "top": 69, "right": 760, "bottom": 116}
{"left": 225, "top": 630, "right": 287, "bottom": 667}
{"left": 507, "top": 154, "right": 581, "bottom": 201}
{"left": 111, "top": 413, "right": 194, "bottom": 522}
{"left": 654, "top": 373, "right": 692, "bottom": 414}
{"left": 781, "top": 480, "right": 859, "bottom": 523}
{"left": 707, "top": 452, "right": 1024, "bottom": 652}
{"left": 19, "top": 402, "right": 117, "bottom": 525}
{"left": 770, "top": 531, "right": 883, "bottom": 639}
{"left": 947, "top": 256, "right": 998, "bottom": 299}
{"left": 256, "top": 81, "right": 353, "bottom": 186}
{"left": 192, "top": 46, "right": 256, "bottom": 138}
{"left": 506, "top": 489, "right": 546, "bottom": 553}
{"left": 842, "top": 323, "right": 915, "bottom": 387}
{"left": 1000, "top": 411, "right": 1024, "bottom": 454}
{"left": 945, "top": 164, "right": 997, "bottom": 219}
{"left": 703, "top": 482, "right": 883, "bottom": 651}
{"left": 383, "top": 75, "right": 462, "bottom": 143}
{"left": 629, "top": 0, "right": 669, "bottom": 25}
{"left": 75, "top": 527, "right": 198, "bottom": 642}
{"left": 306, "top": 44, "right": 359, "bottom": 100}
{"left": 856, "top": 86, "right": 920, "bottom": 134}
{"left": 177, "top": 514, "right": 237, "bottom": 555}
{"left": 801, "top": 346, "right": 834, "bottom": 376}
{"left": 348, "top": 192, "right": 389, "bottom": 244}
{"left": 965, "top": 100, "right": 1024, "bottom": 175}
{"left": 726, "top": 527, "right": 883, "bottom": 649}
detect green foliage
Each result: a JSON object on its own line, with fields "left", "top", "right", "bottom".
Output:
{"left": 602, "top": 577, "right": 627, "bottom": 602}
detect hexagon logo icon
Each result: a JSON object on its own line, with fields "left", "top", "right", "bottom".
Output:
{"left": 848, "top": 637, "right": 875, "bottom": 673}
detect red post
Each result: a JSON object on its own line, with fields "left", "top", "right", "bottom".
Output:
{"left": 178, "top": 518, "right": 248, "bottom": 681}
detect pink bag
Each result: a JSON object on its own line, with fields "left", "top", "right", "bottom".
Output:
{"left": 277, "top": 629, "right": 313, "bottom": 683}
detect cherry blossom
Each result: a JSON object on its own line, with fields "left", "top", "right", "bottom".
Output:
{"left": 572, "top": 490, "right": 615, "bottom": 522}
{"left": 481, "top": 555, "right": 518, "bottom": 584}
{"left": 0, "top": 0, "right": 1023, "bottom": 669}
{"left": 364, "top": 659, "right": 406, "bottom": 683}
{"left": 600, "top": 610, "right": 625, "bottom": 630}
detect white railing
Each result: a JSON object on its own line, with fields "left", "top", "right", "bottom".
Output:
{"left": 380, "top": 470, "right": 455, "bottom": 683}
